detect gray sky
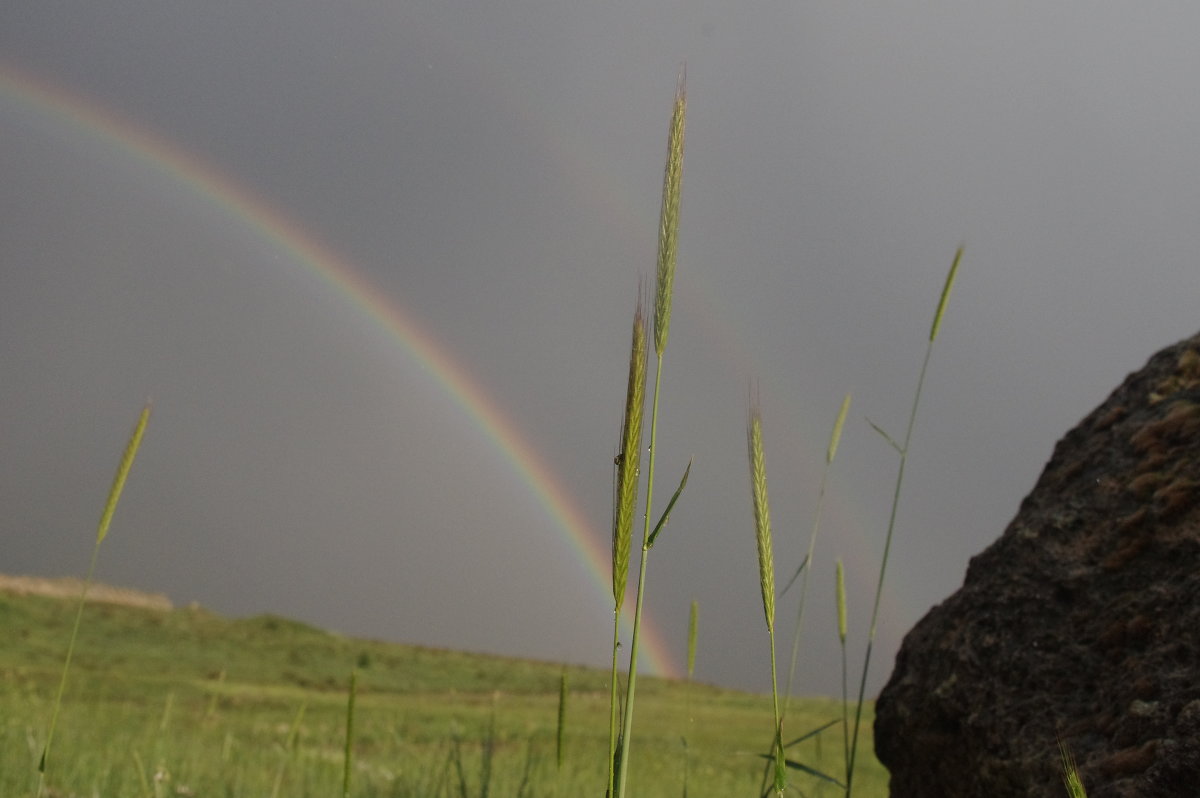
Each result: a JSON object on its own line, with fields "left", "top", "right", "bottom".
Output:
{"left": 3, "top": 3, "right": 1199, "bottom": 697}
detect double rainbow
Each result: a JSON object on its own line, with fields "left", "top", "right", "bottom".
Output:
{"left": 1, "top": 62, "right": 681, "bottom": 679}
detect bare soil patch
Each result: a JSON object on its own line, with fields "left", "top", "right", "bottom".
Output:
{"left": 0, "top": 574, "right": 172, "bottom": 611}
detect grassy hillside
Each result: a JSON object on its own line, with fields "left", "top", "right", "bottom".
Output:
{"left": 1, "top": 583, "right": 887, "bottom": 797}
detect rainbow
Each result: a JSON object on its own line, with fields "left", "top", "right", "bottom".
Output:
{"left": 1, "top": 62, "right": 682, "bottom": 679}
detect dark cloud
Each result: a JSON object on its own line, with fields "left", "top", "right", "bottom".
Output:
{"left": 4, "top": 3, "right": 1199, "bottom": 695}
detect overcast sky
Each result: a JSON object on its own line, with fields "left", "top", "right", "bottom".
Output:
{"left": 4, "top": 4, "right": 1199, "bottom": 698}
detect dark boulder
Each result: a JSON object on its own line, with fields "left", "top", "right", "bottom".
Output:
{"left": 875, "top": 331, "right": 1200, "bottom": 798}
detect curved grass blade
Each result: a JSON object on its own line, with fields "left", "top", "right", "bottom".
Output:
{"left": 778, "top": 553, "right": 809, "bottom": 598}
{"left": 647, "top": 459, "right": 691, "bottom": 549}
{"left": 39, "top": 401, "right": 152, "bottom": 796}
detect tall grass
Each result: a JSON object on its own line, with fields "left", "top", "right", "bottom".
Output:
{"left": 846, "top": 246, "right": 962, "bottom": 795}
{"left": 781, "top": 392, "right": 851, "bottom": 714}
{"left": 37, "top": 400, "right": 151, "bottom": 798}
{"left": 608, "top": 290, "right": 646, "bottom": 797}
{"left": 747, "top": 399, "right": 786, "bottom": 797}
{"left": 342, "top": 669, "right": 358, "bottom": 798}
{"left": 835, "top": 559, "right": 851, "bottom": 789}
{"left": 611, "top": 66, "right": 688, "bottom": 798}
{"left": 682, "top": 599, "right": 697, "bottom": 797}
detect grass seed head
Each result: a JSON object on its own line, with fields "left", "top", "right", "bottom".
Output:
{"left": 827, "top": 392, "right": 851, "bottom": 465}
{"left": 97, "top": 401, "right": 152, "bottom": 544}
{"left": 654, "top": 66, "right": 686, "bottom": 356}
{"left": 747, "top": 402, "right": 776, "bottom": 633}
{"left": 612, "top": 294, "right": 647, "bottom": 609}
{"left": 929, "top": 246, "right": 963, "bottom": 342}
{"left": 1059, "top": 740, "right": 1088, "bottom": 798}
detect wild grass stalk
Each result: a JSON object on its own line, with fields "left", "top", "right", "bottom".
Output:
{"left": 612, "top": 66, "right": 687, "bottom": 798}
{"left": 609, "top": 292, "right": 646, "bottom": 797}
{"left": 131, "top": 749, "right": 153, "bottom": 798}
{"left": 556, "top": 668, "right": 568, "bottom": 772}
{"left": 747, "top": 401, "right": 786, "bottom": 798}
{"left": 269, "top": 701, "right": 307, "bottom": 798}
{"left": 781, "top": 392, "right": 851, "bottom": 715}
{"left": 449, "top": 699, "right": 501, "bottom": 798}
{"left": 38, "top": 400, "right": 151, "bottom": 798}
{"left": 342, "top": 669, "right": 357, "bottom": 798}
{"left": 682, "top": 599, "right": 697, "bottom": 797}
{"left": 835, "top": 559, "right": 850, "bottom": 789}
{"left": 846, "top": 246, "right": 962, "bottom": 795}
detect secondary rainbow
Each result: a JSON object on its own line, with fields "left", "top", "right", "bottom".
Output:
{"left": 1, "top": 62, "right": 682, "bottom": 679}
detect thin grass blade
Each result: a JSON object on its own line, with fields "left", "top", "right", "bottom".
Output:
{"left": 778, "top": 553, "right": 809, "bottom": 598}
{"left": 647, "top": 458, "right": 691, "bottom": 549}
{"left": 865, "top": 416, "right": 902, "bottom": 453}
{"left": 342, "top": 669, "right": 357, "bottom": 798}
{"left": 556, "top": 668, "right": 568, "bottom": 770}
{"left": 836, "top": 559, "right": 847, "bottom": 642}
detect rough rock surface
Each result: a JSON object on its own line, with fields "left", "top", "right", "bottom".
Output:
{"left": 875, "top": 331, "right": 1200, "bottom": 798}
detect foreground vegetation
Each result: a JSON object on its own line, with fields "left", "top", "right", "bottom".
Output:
{"left": 1, "top": 587, "right": 887, "bottom": 797}
{"left": 13, "top": 71, "right": 1069, "bottom": 798}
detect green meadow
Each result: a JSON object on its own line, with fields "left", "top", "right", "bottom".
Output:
{"left": 1, "top": 586, "right": 887, "bottom": 797}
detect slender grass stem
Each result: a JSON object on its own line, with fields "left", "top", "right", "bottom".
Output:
{"left": 270, "top": 702, "right": 307, "bottom": 798}
{"left": 613, "top": 67, "right": 685, "bottom": 798}
{"left": 683, "top": 599, "right": 697, "bottom": 797}
{"left": 38, "top": 401, "right": 151, "bottom": 798}
{"left": 343, "top": 669, "right": 357, "bottom": 798}
{"left": 607, "top": 614, "right": 622, "bottom": 798}
{"left": 769, "top": 631, "right": 785, "bottom": 797}
{"left": 846, "top": 247, "right": 961, "bottom": 795}
{"left": 836, "top": 559, "right": 850, "bottom": 789}
{"left": 556, "top": 668, "right": 568, "bottom": 771}
{"left": 748, "top": 402, "right": 785, "bottom": 797}
{"left": 782, "top": 393, "right": 851, "bottom": 717}
{"left": 614, "top": 357, "right": 664, "bottom": 798}
{"left": 609, "top": 295, "right": 645, "bottom": 798}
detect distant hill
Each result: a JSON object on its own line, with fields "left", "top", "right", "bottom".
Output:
{"left": 0, "top": 573, "right": 646, "bottom": 696}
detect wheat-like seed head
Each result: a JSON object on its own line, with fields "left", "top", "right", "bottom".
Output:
{"left": 1059, "top": 740, "right": 1088, "bottom": 798}
{"left": 612, "top": 296, "right": 647, "bottom": 609}
{"left": 827, "top": 392, "right": 851, "bottom": 465}
{"left": 654, "top": 67, "right": 686, "bottom": 357}
{"left": 835, "top": 559, "right": 847, "bottom": 643}
{"left": 97, "top": 400, "right": 152, "bottom": 544}
{"left": 747, "top": 404, "right": 775, "bottom": 633}
{"left": 929, "top": 246, "right": 963, "bottom": 342}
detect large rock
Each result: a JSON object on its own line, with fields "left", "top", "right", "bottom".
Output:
{"left": 875, "top": 331, "right": 1200, "bottom": 798}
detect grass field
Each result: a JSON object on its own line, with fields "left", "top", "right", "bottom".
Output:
{"left": 2, "top": 585, "right": 888, "bottom": 797}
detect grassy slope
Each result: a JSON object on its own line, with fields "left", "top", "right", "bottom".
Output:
{"left": 1, "top": 588, "right": 887, "bottom": 797}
